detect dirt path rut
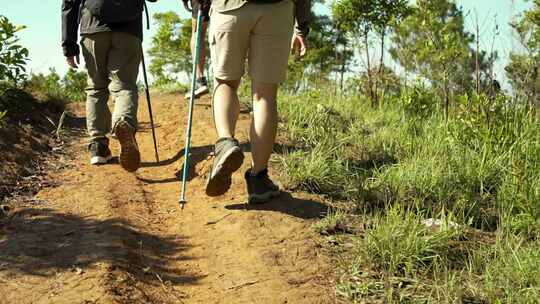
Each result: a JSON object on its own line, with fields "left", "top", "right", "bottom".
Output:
{"left": 0, "top": 93, "right": 334, "bottom": 304}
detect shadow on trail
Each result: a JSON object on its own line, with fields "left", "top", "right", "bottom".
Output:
{"left": 137, "top": 121, "right": 162, "bottom": 134}
{"left": 0, "top": 208, "right": 200, "bottom": 285}
{"left": 225, "top": 192, "right": 328, "bottom": 220}
{"left": 138, "top": 145, "right": 213, "bottom": 184}
{"left": 140, "top": 144, "right": 213, "bottom": 169}
{"left": 137, "top": 142, "right": 306, "bottom": 184}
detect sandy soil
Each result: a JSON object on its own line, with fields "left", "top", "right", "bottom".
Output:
{"left": 0, "top": 93, "right": 335, "bottom": 304}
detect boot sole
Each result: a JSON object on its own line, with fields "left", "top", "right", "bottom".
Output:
{"left": 185, "top": 86, "right": 210, "bottom": 100}
{"left": 205, "top": 147, "right": 244, "bottom": 197}
{"left": 90, "top": 155, "right": 113, "bottom": 165}
{"left": 115, "top": 122, "right": 141, "bottom": 173}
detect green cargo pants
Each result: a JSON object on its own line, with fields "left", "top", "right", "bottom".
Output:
{"left": 81, "top": 32, "right": 142, "bottom": 145}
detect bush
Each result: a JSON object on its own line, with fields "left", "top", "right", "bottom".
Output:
{"left": 484, "top": 239, "right": 540, "bottom": 303}
{"left": 153, "top": 81, "right": 188, "bottom": 94}
{"left": 0, "top": 15, "right": 28, "bottom": 84}
{"left": 62, "top": 68, "right": 87, "bottom": 102}
{"left": 25, "top": 68, "right": 87, "bottom": 104}
{"left": 362, "top": 206, "right": 462, "bottom": 276}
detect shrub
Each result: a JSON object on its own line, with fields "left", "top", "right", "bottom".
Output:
{"left": 361, "top": 206, "right": 462, "bottom": 276}
{"left": 0, "top": 15, "right": 28, "bottom": 84}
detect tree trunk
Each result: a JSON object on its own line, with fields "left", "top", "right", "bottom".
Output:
{"left": 443, "top": 72, "right": 450, "bottom": 123}
{"left": 340, "top": 59, "right": 345, "bottom": 94}
{"left": 376, "top": 29, "right": 386, "bottom": 107}
{"left": 364, "top": 30, "right": 374, "bottom": 106}
{"left": 475, "top": 13, "right": 481, "bottom": 95}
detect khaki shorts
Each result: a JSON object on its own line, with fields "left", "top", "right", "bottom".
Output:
{"left": 209, "top": 1, "right": 294, "bottom": 84}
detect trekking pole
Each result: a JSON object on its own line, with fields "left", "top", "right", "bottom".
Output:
{"left": 179, "top": 7, "right": 204, "bottom": 209}
{"left": 141, "top": 51, "right": 160, "bottom": 162}
{"left": 141, "top": 1, "right": 159, "bottom": 162}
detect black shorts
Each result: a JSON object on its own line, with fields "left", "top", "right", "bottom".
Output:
{"left": 191, "top": 1, "right": 210, "bottom": 22}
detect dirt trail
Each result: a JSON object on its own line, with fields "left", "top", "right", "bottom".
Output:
{"left": 0, "top": 93, "right": 334, "bottom": 304}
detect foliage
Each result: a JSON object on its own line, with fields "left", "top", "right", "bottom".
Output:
{"left": 312, "top": 208, "right": 347, "bottom": 235}
{"left": 148, "top": 12, "right": 194, "bottom": 86}
{"left": 277, "top": 87, "right": 540, "bottom": 302}
{"left": 26, "top": 68, "right": 86, "bottom": 104}
{"left": 333, "top": 0, "right": 410, "bottom": 105}
{"left": 506, "top": 0, "right": 540, "bottom": 104}
{"left": 398, "top": 82, "right": 437, "bottom": 120}
{"left": 0, "top": 15, "right": 28, "bottom": 84}
{"left": 152, "top": 81, "right": 188, "bottom": 94}
{"left": 362, "top": 206, "right": 462, "bottom": 276}
{"left": 62, "top": 68, "right": 87, "bottom": 102}
{"left": 390, "top": 0, "right": 494, "bottom": 111}
{"left": 352, "top": 65, "right": 403, "bottom": 100}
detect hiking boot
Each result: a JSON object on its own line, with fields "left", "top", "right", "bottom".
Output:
{"left": 205, "top": 138, "right": 244, "bottom": 196}
{"left": 88, "top": 141, "right": 112, "bottom": 165}
{"left": 184, "top": 77, "right": 209, "bottom": 100}
{"left": 245, "top": 169, "right": 280, "bottom": 204}
{"left": 114, "top": 120, "right": 141, "bottom": 172}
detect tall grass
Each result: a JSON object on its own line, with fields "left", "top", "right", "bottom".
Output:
{"left": 277, "top": 87, "right": 540, "bottom": 302}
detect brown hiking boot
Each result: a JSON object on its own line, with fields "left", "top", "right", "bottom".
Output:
{"left": 245, "top": 169, "right": 280, "bottom": 204}
{"left": 114, "top": 120, "right": 140, "bottom": 172}
{"left": 205, "top": 138, "right": 244, "bottom": 197}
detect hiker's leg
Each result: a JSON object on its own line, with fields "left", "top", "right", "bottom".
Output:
{"left": 108, "top": 32, "right": 142, "bottom": 131}
{"left": 209, "top": 5, "right": 253, "bottom": 139}
{"left": 213, "top": 79, "right": 241, "bottom": 138}
{"left": 81, "top": 33, "right": 112, "bottom": 145}
{"left": 248, "top": 0, "right": 294, "bottom": 174}
{"left": 250, "top": 82, "right": 278, "bottom": 174}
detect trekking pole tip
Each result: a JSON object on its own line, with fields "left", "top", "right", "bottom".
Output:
{"left": 179, "top": 200, "right": 186, "bottom": 210}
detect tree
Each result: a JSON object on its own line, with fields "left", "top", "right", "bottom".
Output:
{"left": 0, "top": 15, "right": 28, "bottom": 85}
{"left": 333, "top": 0, "right": 410, "bottom": 106}
{"left": 506, "top": 0, "right": 540, "bottom": 105}
{"left": 148, "top": 12, "right": 192, "bottom": 86}
{"left": 390, "top": 0, "right": 480, "bottom": 119}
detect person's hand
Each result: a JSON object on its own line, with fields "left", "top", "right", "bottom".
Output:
{"left": 66, "top": 55, "right": 80, "bottom": 69}
{"left": 182, "top": 0, "right": 192, "bottom": 12}
{"left": 291, "top": 34, "right": 308, "bottom": 59}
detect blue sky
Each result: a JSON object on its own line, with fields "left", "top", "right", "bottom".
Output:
{"left": 1, "top": 0, "right": 534, "bottom": 85}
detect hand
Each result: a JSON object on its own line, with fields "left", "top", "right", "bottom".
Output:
{"left": 66, "top": 55, "right": 80, "bottom": 69}
{"left": 291, "top": 34, "right": 308, "bottom": 59}
{"left": 182, "top": 0, "right": 192, "bottom": 12}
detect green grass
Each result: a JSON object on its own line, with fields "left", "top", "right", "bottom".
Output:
{"left": 277, "top": 88, "right": 540, "bottom": 303}
{"left": 313, "top": 208, "right": 348, "bottom": 235}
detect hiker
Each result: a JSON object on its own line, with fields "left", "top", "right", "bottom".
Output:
{"left": 61, "top": 0, "right": 157, "bottom": 172}
{"left": 182, "top": 0, "right": 211, "bottom": 99}
{"left": 205, "top": 0, "right": 311, "bottom": 203}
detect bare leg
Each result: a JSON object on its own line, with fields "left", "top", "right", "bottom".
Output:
{"left": 250, "top": 81, "right": 278, "bottom": 175}
{"left": 191, "top": 19, "right": 207, "bottom": 79}
{"left": 213, "top": 78, "right": 241, "bottom": 138}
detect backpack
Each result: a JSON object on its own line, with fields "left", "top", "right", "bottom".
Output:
{"left": 85, "top": 0, "right": 145, "bottom": 24}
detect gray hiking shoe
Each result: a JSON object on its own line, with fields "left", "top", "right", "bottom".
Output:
{"left": 245, "top": 169, "right": 280, "bottom": 204}
{"left": 88, "top": 141, "right": 112, "bottom": 165}
{"left": 185, "top": 77, "right": 209, "bottom": 100}
{"left": 114, "top": 120, "right": 141, "bottom": 172}
{"left": 205, "top": 138, "right": 244, "bottom": 197}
